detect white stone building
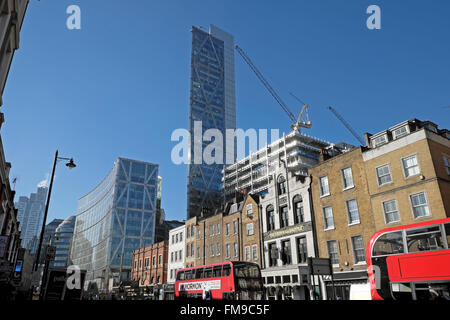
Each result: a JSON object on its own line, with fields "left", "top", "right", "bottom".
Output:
{"left": 167, "top": 224, "right": 185, "bottom": 284}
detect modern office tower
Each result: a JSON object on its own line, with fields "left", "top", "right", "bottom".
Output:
{"left": 16, "top": 186, "right": 48, "bottom": 253}
{"left": 51, "top": 216, "right": 76, "bottom": 268}
{"left": 187, "top": 25, "right": 236, "bottom": 219}
{"left": 222, "top": 131, "right": 344, "bottom": 202}
{"left": 70, "top": 158, "right": 159, "bottom": 291}
{"left": 33, "top": 218, "right": 63, "bottom": 264}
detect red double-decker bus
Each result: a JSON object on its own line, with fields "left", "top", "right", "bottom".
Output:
{"left": 366, "top": 218, "right": 450, "bottom": 300}
{"left": 174, "top": 261, "right": 264, "bottom": 300}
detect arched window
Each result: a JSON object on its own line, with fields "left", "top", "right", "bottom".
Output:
{"left": 293, "top": 195, "right": 304, "bottom": 224}
{"left": 266, "top": 205, "right": 275, "bottom": 231}
{"left": 277, "top": 175, "right": 287, "bottom": 196}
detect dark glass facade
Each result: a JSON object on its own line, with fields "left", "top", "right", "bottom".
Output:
{"left": 187, "top": 25, "right": 235, "bottom": 218}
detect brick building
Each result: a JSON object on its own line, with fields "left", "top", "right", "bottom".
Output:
{"left": 131, "top": 240, "right": 169, "bottom": 291}
{"left": 362, "top": 119, "right": 450, "bottom": 230}
{"left": 310, "top": 146, "right": 376, "bottom": 299}
{"left": 183, "top": 194, "right": 262, "bottom": 269}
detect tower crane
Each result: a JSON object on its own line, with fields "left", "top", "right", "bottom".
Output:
{"left": 234, "top": 45, "right": 311, "bottom": 133}
{"left": 327, "top": 106, "right": 365, "bottom": 145}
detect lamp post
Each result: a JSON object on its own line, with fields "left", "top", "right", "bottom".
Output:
{"left": 33, "top": 150, "right": 76, "bottom": 273}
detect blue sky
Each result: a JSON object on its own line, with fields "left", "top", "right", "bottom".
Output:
{"left": 3, "top": 0, "right": 450, "bottom": 223}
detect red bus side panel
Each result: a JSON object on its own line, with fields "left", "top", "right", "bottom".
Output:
{"left": 387, "top": 250, "right": 450, "bottom": 282}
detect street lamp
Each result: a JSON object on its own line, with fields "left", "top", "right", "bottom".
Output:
{"left": 33, "top": 150, "right": 76, "bottom": 272}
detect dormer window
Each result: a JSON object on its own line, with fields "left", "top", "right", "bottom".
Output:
{"left": 372, "top": 134, "right": 388, "bottom": 148}
{"left": 392, "top": 126, "right": 409, "bottom": 139}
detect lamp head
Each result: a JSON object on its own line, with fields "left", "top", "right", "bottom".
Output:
{"left": 66, "top": 158, "right": 76, "bottom": 169}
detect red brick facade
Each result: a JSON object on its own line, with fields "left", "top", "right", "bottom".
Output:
{"left": 131, "top": 240, "right": 169, "bottom": 287}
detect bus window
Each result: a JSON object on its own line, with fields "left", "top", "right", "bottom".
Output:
{"left": 372, "top": 231, "right": 404, "bottom": 256}
{"left": 176, "top": 270, "right": 185, "bottom": 281}
{"left": 391, "top": 283, "right": 413, "bottom": 300}
{"left": 406, "top": 226, "right": 444, "bottom": 253}
{"left": 213, "top": 266, "right": 222, "bottom": 277}
{"left": 195, "top": 268, "right": 204, "bottom": 279}
{"left": 204, "top": 267, "right": 213, "bottom": 278}
{"left": 222, "top": 264, "right": 231, "bottom": 277}
{"left": 185, "top": 270, "right": 192, "bottom": 280}
{"left": 445, "top": 224, "right": 450, "bottom": 249}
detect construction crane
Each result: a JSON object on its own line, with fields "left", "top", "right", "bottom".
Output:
{"left": 327, "top": 106, "right": 365, "bottom": 145}
{"left": 235, "top": 45, "right": 311, "bottom": 133}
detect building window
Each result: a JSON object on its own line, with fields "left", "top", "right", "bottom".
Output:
{"left": 351, "top": 236, "right": 365, "bottom": 264}
{"left": 323, "top": 206, "right": 334, "bottom": 230}
{"left": 171, "top": 252, "right": 174, "bottom": 262}
{"left": 191, "top": 244, "right": 194, "bottom": 257}
{"left": 443, "top": 156, "right": 450, "bottom": 175}
{"left": 191, "top": 226, "right": 195, "bottom": 238}
{"left": 278, "top": 176, "right": 287, "bottom": 196}
{"left": 226, "top": 244, "right": 230, "bottom": 258}
{"left": 376, "top": 164, "right": 392, "bottom": 186}
{"left": 279, "top": 206, "right": 289, "bottom": 228}
{"left": 233, "top": 220, "right": 238, "bottom": 235}
{"left": 179, "top": 232, "right": 183, "bottom": 242}
{"left": 216, "top": 223, "right": 221, "bottom": 235}
{"left": 266, "top": 205, "right": 275, "bottom": 231}
{"left": 158, "top": 255, "right": 162, "bottom": 265}
{"left": 293, "top": 195, "right": 304, "bottom": 224}
{"left": 393, "top": 126, "right": 408, "bottom": 139}
{"left": 216, "top": 243, "right": 221, "bottom": 256}
{"left": 327, "top": 240, "right": 339, "bottom": 265}
{"left": 341, "top": 167, "right": 354, "bottom": 189}
{"left": 210, "top": 224, "right": 214, "bottom": 237}
{"left": 296, "top": 236, "right": 308, "bottom": 264}
{"left": 252, "top": 245, "right": 258, "bottom": 262}
{"left": 172, "top": 235, "right": 175, "bottom": 244}
{"left": 197, "top": 247, "right": 200, "bottom": 259}
{"left": 319, "top": 176, "right": 330, "bottom": 196}
{"left": 210, "top": 244, "right": 214, "bottom": 257}
{"left": 372, "top": 135, "right": 387, "bottom": 147}
{"left": 233, "top": 242, "right": 238, "bottom": 258}
{"left": 245, "top": 246, "right": 250, "bottom": 261}
{"left": 402, "top": 155, "right": 420, "bottom": 178}
{"left": 187, "top": 226, "right": 190, "bottom": 238}
{"left": 346, "top": 199, "right": 360, "bottom": 224}
{"left": 225, "top": 223, "right": 230, "bottom": 236}
{"left": 410, "top": 192, "right": 430, "bottom": 218}
{"left": 382, "top": 199, "right": 400, "bottom": 224}
{"left": 197, "top": 229, "right": 201, "bottom": 240}
{"left": 152, "top": 256, "right": 155, "bottom": 266}
{"left": 268, "top": 242, "right": 277, "bottom": 267}
{"left": 281, "top": 240, "right": 292, "bottom": 265}
{"left": 246, "top": 204, "right": 253, "bottom": 215}
{"left": 175, "top": 233, "right": 178, "bottom": 243}
{"left": 247, "top": 223, "right": 254, "bottom": 236}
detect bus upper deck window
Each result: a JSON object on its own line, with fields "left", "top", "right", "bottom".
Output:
{"left": 445, "top": 223, "right": 450, "bottom": 249}
{"left": 177, "top": 270, "right": 185, "bottom": 281}
{"left": 195, "top": 268, "right": 204, "bottom": 279}
{"left": 373, "top": 231, "right": 404, "bottom": 256}
{"left": 204, "top": 267, "right": 213, "bottom": 278}
{"left": 222, "top": 264, "right": 231, "bottom": 277}
{"left": 213, "top": 266, "right": 222, "bottom": 277}
{"left": 406, "top": 226, "right": 443, "bottom": 253}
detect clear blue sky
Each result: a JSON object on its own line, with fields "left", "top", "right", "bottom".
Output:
{"left": 3, "top": 0, "right": 450, "bottom": 223}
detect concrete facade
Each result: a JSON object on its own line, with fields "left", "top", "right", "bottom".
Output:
{"left": 167, "top": 225, "right": 185, "bottom": 284}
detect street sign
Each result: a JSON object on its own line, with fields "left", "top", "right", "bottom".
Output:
{"left": 307, "top": 257, "right": 333, "bottom": 276}
{"left": 46, "top": 245, "right": 56, "bottom": 260}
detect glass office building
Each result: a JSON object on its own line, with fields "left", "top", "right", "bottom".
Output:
{"left": 71, "top": 158, "right": 159, "bottom": 291}
{"left": 51, "top": 216, "right": 76, "bottom": 269}
{"left": 187, "top": 25, "right": 236, "bottom": 219}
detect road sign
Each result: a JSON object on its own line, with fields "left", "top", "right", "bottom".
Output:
{"left": 307, "top": 257, "right": 333, "bottom": 276}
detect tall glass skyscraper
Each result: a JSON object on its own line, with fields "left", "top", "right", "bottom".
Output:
{"left": 15, "top": 186, "right": 48, "bottom": 253}
{"left": 187, "top": 25, "right": 236, "bottom": 219}
{"left": 70, "top": 158, "right": 159, "bottom": 290}
{"left": 51, "top": 215, "right": 76, "bottom": 269}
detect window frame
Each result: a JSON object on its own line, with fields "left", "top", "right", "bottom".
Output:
{"left": 409, "top": 191, "right": 431, "bottom": 219}
{"left": 376, "top": 163, "right": 393, "bottom": 186}
{"left": 319, "top": 175, "right": 330, "bottom": 197}
{"left": 402, "top": 154, "right": 421, "bottom": 179}
{"left": 382, "top": 199, "right": 401, "bottom": 224}
{"left": 341, "top": 167, "right": 355, "bottom": 190}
